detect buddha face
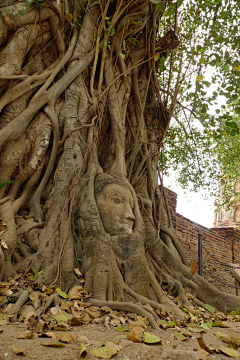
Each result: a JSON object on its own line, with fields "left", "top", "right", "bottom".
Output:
{"left": 96, "top": 183, "right": 135, "bottom": 236}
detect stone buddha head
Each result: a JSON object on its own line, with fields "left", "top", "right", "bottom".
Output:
{"left": 95, "top": 174, "right": 135, "bottom": 236}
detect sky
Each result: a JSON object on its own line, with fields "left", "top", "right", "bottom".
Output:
{"left": 164, "top": 175, "right": 215, "bottom": 229}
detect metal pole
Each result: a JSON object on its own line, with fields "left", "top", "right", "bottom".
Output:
{"left": 198, "top": 229, "right": 203, "bottom": 276}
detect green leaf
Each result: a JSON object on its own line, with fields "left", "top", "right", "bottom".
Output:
{"left": 187, "top": 326, "right": 205, "bottom": 333}
{"left": 54, "top": 312, "right": 70, "bottom": 323}
{"left": 235, "top": 107, "right": 240, "bottom": 115}
{"left": 201, "top": 322, "right": 212, "bottom": 330}
{"left": 56, "top": 288, "right": 68, "bottom": 299}
{"left": 18, "top": 10, "right": 23, "bottom": 16}
{"left": 174, "top": 330, "right": 188, "bottom": 341}
{"left": 143, "top": 332, "right": 161, "bottom": 344}
{"left": 119, "top": 53, "right": 125, "bottom": 59}
{"left": 131, "top": 21, "right": 144, "bottom": 26}
{"left": 205, "top": 304, "right": 215, "bottom": 314}
{"left": 89, "top": 344, "right": 119, "bottom": 359}
{"left": 156, "top": 3, "right": 164, "bottom": 12}
{"left": 230, "top": 129, "right": 238, "bottom": 136}
{"left": 110, "top": 28, "right": 115, "bottom": 36}
{"left": 114, "top": 326, "right": 128, "bottom": 332}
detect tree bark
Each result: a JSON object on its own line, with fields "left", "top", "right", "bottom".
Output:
{"left": 0, "top": 0, "right": 238, "bottom": 319}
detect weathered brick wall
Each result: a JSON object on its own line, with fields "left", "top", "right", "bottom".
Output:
{"left": 165, "top": 188, "right": 239, "bottom": 295}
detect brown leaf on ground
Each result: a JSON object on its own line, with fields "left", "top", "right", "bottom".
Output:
{"left": 194, "top": 348, "right": 209, "bottom": 360}
{"left": 38, "top": 332, "right": 58, "bottom": 340}
{"left": 29, "top": 291, "right": 41, "bottom": 309}
{"left": 54, "top": 322, "right": 73, "bottom": 331}
{"left": 0, "top": 285, "right": 13, "bottom": 296}
{"left": 127, "top": 326, "right": 144, "bottom": 343}
{"left": 79, "top": 313, "right": 91, "bottom": 325}
{"left": 0, "top": 328, "right": 3, "bottom": 333}
{"left": 128, "top": 320, "right": 146, "bottom": 330}
{"left": 41, "top": 342, "right": 66, "bottom": 347}
{"left": 197, "top": 335, "right": 215, "bottom": 353}
{"left": 79, "top": 343, "right": 88, "bottom": 360}
{"left": 43, "top": 287, "right": 54, "bottom": 295}
{"left": 13, "top": 348, "right": 26, "bottom": 356}
{"left": 68, "top": 286, "right": 87, "bottom": 300}
{"left": 56, "top": 332, "right": 78, "bottom": 344}
{"left": 50, "top": 304, "right": 62, "bottom": 316}
{"left": 230, "top": 331, "right": 240, "bottom": 347}
{"left": 110, "top": 318, "right": 120, "bottom": 327}
{"left": 77, "top": 300, "right": 92, "bottom": 307}
{"left": 85, "top": 306, "right": 100, "bottom": 319}
{"left": 214, "top": 332, "right": 231, "bottom": 344}
{"left": 219, "top": 346, "right": 240, "bottom": 358}
{"left": 0, "top": 314, "right": 10, "bottom": 325}
{"left": 68, "top": 317, "right": 82, "bottom": 326}
{"left": 29, "top": 318, "right": 49, "bottom": 333}
{"left": 61, "top": 301, "right": 72, "bottom": 312}
{"left": 17, "top": 330, "right": 34, "bottom": 339}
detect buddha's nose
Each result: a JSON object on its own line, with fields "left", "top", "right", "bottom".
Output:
{"left": 125, "top": 203, "right": 135, "bottom": 221}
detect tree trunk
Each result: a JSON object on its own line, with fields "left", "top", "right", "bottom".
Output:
{"left": 0, "top": 0, "right": 238, "bottom": 319}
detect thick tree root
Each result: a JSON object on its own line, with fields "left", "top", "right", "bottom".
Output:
{"left": 86, "top": 298, "right": 160, "bottom": 331}
{"left": 10, "top": 290, "right": 29, "bottom": 322}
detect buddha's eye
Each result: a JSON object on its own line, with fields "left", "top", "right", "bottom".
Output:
{"left": 112, "top": 198, "right": 121, "bottom": 204}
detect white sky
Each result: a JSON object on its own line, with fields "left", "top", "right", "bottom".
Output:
{"left": 164, "top": 175, "right": 215, "bottom": 228}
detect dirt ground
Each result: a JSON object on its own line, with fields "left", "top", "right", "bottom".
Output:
{"left": 1, "top": 321, "right": 240, "bottom": 360}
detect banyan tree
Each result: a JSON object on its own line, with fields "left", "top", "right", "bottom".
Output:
{"left": 0, "top": 0, "right": 239, "bottom": 323}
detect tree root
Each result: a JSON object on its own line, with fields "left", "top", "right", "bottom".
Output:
{"left": 86, "top": 298, "right": 160, "bottom": 331}
{"left": 10, "top": 289, "right": 29, "bottom": 322}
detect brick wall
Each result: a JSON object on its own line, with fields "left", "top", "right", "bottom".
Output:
{"left": 165, "top": 188, "right": 240, "bottom": 295}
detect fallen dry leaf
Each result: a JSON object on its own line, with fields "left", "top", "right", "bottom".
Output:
{"left": 214, "top": 331, "right": 231, "bottom": 344}
{"left": 17, "top": 330, "right": 34, "bottom": 339}
{"left": 54, "top": 322, "right": 72, "bottom": 331}
{"left": 127, "top": 326, "right": 144, "bottom": 343}
{"left": 89, "top": 341, "right": 121, "bottom": 359}
{"left": 38, "top": 332, "right": 58, "bottom": 340}
{"left": 194, "top": 348, "right": 209, "bottom": 360}
{"left": 0, "top": 285, "right": 12, "bottom": 296}
{"left": 197, "top": 335, "right": 215, "bottom": 353}
{"left": 56, "top": 332, "right": 78, "bottom": 344}
{"left": 29, "top": 291, "right": 41, "bottom": 309}
{"left": 13, "top": 348, "right": 26, "bottom": 356}
{"left": 79, "top": 343, "right": 88, "bottom": 360}
{"left": 219, "top": 346, "right": 240, "bottom": 358}
{"left": 50, "top": 304, "right": 62, "bottom": 316}
{"left": 41, "top": 342, "right": 66, "bottom": 347}
{"left": 68, "top": 286, "right": 87, "bottom": 300}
